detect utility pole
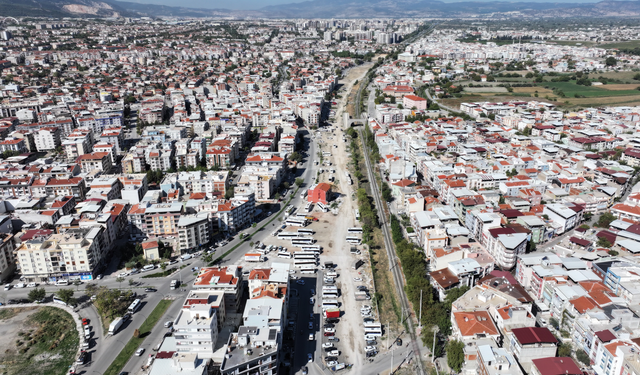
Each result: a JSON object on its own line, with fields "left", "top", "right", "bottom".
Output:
{"left": 432, "top": 329, "right": 437, "bottom": 363}
{"left": 418, "top": 290, "right": 422, "bottom": 329}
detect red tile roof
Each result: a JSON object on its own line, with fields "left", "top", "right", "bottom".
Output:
{"left": 512, "top": 327, "right": 557, "bottom": 345}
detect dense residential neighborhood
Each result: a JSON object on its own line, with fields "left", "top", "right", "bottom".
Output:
{"left": 3, "top": 14, "right": 640, "bottom": 375}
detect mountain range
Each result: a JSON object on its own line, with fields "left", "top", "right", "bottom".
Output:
{"left": 4, "top": 0, "right": 640, "bottom": 19}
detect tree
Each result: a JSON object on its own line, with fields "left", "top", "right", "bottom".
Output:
{"left": 133, "top": 328, "right": 140, "bottom": 338}
{"left": 605, "top": 56, "right": 618, "bottom": 66}
{"left": 160, "top": 263, "right": 167, "bottom": 272}
{"left": 295, "top": 178, "right": 304, "bottom": 187}
{"left": 576, "top": 349, "right": 590, "bottom": 365}
{"left": 28, "top": 287, "right": 46, "bottom": 302}
{"left": 558, "top": 342, "right": 572, "bottom": 357}
{"left": 597, "top": 237, "right": 613, "bottom": 248}
{"left": 446, "top": 340, "right": 465, "bottom": 372}
{"left": 73, "top": 280, "right": 82, "bottom": 291}
{"left": 609, "top": 250, "right": 619, "bottom": 256}
{"left": 549, "top": 317, "right": 560, "bottom": 330}
{"left": 597, "top": 212, "right": 616, "bottom": 228}
{"left": 116, "top": 277, "right": 125, "bottom": 289}
{"left": 289, "top": 152, "right": 302, "bottom": 162}
{"left": 56, "top": 288, "right": 75, "bottom": 305}
{"left": 128, "top": 279, "right": 136, "bottom": 288}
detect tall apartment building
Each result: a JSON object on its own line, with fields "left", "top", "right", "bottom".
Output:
{"left": 485, "top": 228, "right": 528, "bottom": 270}
{"left": 178, "top": 214, "right": 211, "bottom": 254}
{"left": 15, "top": 227, "right": 106, "bottom": 282}
{"left": 193, "top": 266, "right": 243, "bottom": 312}
{"left": 145, "top": 202, "right": 183, "bottom": 236}
{"left": 0, "top": 233, "right": 15, "bottom": 283}
{"left": 34, "top": 126, "right": 61, "bottom": 152}
{"left": 173, "top": 290, "right": 225, "bottom": 358}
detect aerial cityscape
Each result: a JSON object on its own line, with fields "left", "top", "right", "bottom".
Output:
{"left": 3, "top": 8, "right": 640, "bottom": 375}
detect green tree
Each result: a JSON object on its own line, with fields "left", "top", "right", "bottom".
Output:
{"left": 605, "top": 56, "right": 618, "bottom": 66}
{"left": 597, "top": 237, "right": 612, "bottom": 248}
{"left": 609, "top": 250, "right": 619, "bottom": 256}
{"left": 576, "top": 349, "right": 590, "bottom": 365}
{"left": 558, "top": 342, "right": 572, "bottom": 357}
{"left": 597, "top": 212, "right": 616, "bottom": 228}
{"left": 128, "top": 278, "right": 135, "bottom": 288}
{"left": 56, "top": 288, "right": 75, "bottom": 305}
{"left": 549, "top": 317, "right": 560, "bottom": 330}
{"left": 116, "top": 277, "right": 125, "bottom": 289}
{"left": 446, "top": 340, "right": 465, "bottom": 372}
{"left": 295, "top": 178, "right": 304, "bottom": 187}
{"left": 28, "top": 287, "right": 46, "bottom": 302}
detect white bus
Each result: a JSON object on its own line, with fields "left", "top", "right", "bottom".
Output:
{"left": 322, "top": 300, "right": 339, "bottom": 309}
{"left": 300, "top": 190, "right": 308, "bottom": 199}
{"left": 346, "top": 236, "right": 362, "bottom": 245}
{"left": 305, "top": 202, "right": 313, "bottom": 213}
{"left": 285, "top": 219, "right": 307, "bottom": 227}
{"left": 295, "top": 251, "right": 319, "bottom": 258}
{"left": 347, "top": 227, "right": 363, "bottom": 234}
{"left": 277, "top": 252, "right": 292, "bottom": 259}
{"left": 300, "top": 245, "right": 322, "bottom": 252}
{"left": 291, "top": 238, "right": 314, "bottom": 246}
{"left": 355, "top": 209, "right": 360, "bottom": 221}
{"left": 301, "top": 269, "right": 316, "bottom": 274}
{"left": 317, "top": 202, "right": 329, "bottom": 212}
{"left": 285, "top": 205, "right": 295, "bottom": 216}
{"left": 322, "top": 286, "right": 338, "bottom": 292}
{"left": 300, "top": 265, "right": 316, "bottom": 273}
{"left": 278, "top": 232, "right": 300, "bottom": 240}
{"left": 364, "top": 327, "right": 383, "bottom": 336}
{"left": 322, "top": 293, "right": 339, "bottom": 299}
{"left": 128, "top": 299, "right": 142, "bottom": 314}
{"left": 297, "top": 228, "right": 315, "bottom": 235}
{"left": 293, "top": 254, "right": 317, "bottom": 261}
{"left": 294, "top": 259, "right": 318, "bottom": 267}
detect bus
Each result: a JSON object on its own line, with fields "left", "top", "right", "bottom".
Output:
{"left": 355, "top": 209, "right": 360, "bottom": 221}
{"left": 364, "top": 325, "right": 383, "bottom": 336}
{"left": 300, "top": 265, "right": 316, "bottom": 272}
{"left": 293, "top": 254, "right": 317, "bottom": 261}
{"left": 294, "top": 259, "right": 318, "bottom": 267}
{"left": 291, "top": 238, "right": 314, "bottom": 246}
{"left": 322, "top": 300, "right": 339, "bottom": 309}
{"left": 128, "top": 299, "right": 142, "bottom": 314}
{"left": 346, "top": 236, "right": 362, "bottom": 245}
{"left": 285, "top": 205, "right": 295, "bottom": 217}
{"left": 300, "top": 245, "right": 322, "bottom": 252}
{"left": 278, "top": 232, "right": 300, "bottom": 240}
{"left": 322, "top": 292, "right": 338, "bottom": 299}
{"left": 277, "top": 252, "right": 292, "bottom": 259}
{"left": 317, "top": 202, "right": 329, "bottom": 212}
{"left": 297, "top": 228, "right": 315, "bottom": 235}
{"left": 305, "top": 202, "right": 313, "bottom": 213}
{"left": 295, "top": 251, "right": 319, "bottom": 257}
{"left": 300, "top": 190, "right": 308, "bottom": 199}
{"left": 347, "top": 227, "right": 363, "bottom": 234}
{"left": 285, "top": 219, "right": 308, "bottom": 227}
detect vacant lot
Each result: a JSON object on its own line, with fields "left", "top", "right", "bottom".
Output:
{"left": 0, "top": 306, "right": 78, "bottom": 375}
{"left": 512, "top": 86, "right": 554, "bottom": 95}
{"left": 599, "top": 40, "right": 640, "bottom": 49}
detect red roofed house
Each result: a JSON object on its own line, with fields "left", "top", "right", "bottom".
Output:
{"left": 403, "top": 94, "right": 427, "bottom": 110}
{"left": 592, "top": 340, "right": 640, "bottom": 375}
{"left": 0, "top": 138, "right": 27, "bottom": 154}
{"left": 531, "top": 357, "right": 582, "bottom": 375}
{"left": 308, "top": 183, "right": 332, "bottom": 205}
{"left": 509, "top": 327, "right": 558, "bottom": 372}
{"left": 451, "top": 310, "right": 500, "bottom": 342}
{"left": 622, "top": 148, "right": 640, "bottom": 167}
{"left": 141, "top": 239, "right": 160, "bottom": 260}
{"left": 77, "top": 152, "right": 112, "bottom": 174}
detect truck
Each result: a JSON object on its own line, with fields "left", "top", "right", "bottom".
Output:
{"left": 109, "top": 317, "right": 124, "bottom": 335}
{"left": 355, "top": 291, "right": 371, "bottom": 301}
{"left": 331, "top": 363, "right": 346, "bottom": 371}
{"left": 170, "top": 280, "right": 179, "bottom": 290}
{"left": 324, "top": 308, "right": 340, "bottom": 319}
{"left": 352, "top": 259, "right": 364, "bottom": 270}
{"left": 245, "top": 253, "right": 263, "bottom": 262}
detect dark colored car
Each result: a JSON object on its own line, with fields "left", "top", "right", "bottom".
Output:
{"left": 325, "top": 356, "right": 338, "bottom": 362}
{"left": 144, "top": 288, "right": 157, "bottom": 292}
{"left": 396, "top": 338, "right": 403, "bottom": 346}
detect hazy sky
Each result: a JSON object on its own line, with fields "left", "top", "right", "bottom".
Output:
{"left": 125, "top": 0, "right": 604, "bottom": 11}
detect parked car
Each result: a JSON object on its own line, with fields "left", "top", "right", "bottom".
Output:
{"left": 145, "top": 288, "right": 157, "bottom": 292}
{"left": 308, "top": 322, "right": 313, "bottom": 330}
{"left": 82, "top": 318, "right": 89, "bottom": 326}
{"left": 76, "top": 351, "right": 87, "bottom": 364}
{"left": 164, "top": 321, "right": 173, "bottom": 328}
{"left": 307, "top": 353, "right": 313, "bottom": 363}
{"left": 135, "top": 348, "right": 145, "bottom": 356}
{"left": 322, "top": 342, "right": 334, "bottom": 349}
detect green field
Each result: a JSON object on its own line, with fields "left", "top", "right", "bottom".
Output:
{"left": 103, "top": 299, "right": 173, "bottom": 375}
{"left": 543, "top": 81, "right": 640, "bottom": 98}
{"left": 549, "top": 40, "right": 596, "bottom": 47}
{"left": 600, "top": 40, "right": 640, "bottom": 49}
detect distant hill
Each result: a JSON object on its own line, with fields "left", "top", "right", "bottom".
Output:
{"left": 3, "top": 0, "right": 640, "bottom": 19}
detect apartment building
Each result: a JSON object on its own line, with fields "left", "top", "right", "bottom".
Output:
{"left": 145, "top": 202, "right": 183, "bottom": 236}
{"left": 15, "top": 227, "right": 106, "bottom": 282}
{"left": 173, "top": 291, "right": 224, "bottom": 358}
{"left": 77, "top": 152, "right": 112, "bottom": 174}
{"left": 30, "top": 177, "right": 88, "bottom": 201}
{"left": 34, "top": 126, "right": 61, "bottom": 152}
{"left": 178, "top": 214, "right": 212, "bottom": 254}
{"left": 0, "top": 233, "right": 15, "bottom": 283}
{"left": 485, "top": 228, "right": 528, "bottom": 270}
{"left": 193, "top": 266, "right": 243, "bottom": 312}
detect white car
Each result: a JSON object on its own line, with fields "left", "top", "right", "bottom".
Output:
{"left": 3, "top": 284, "right": 11, "bottom": 290}
{"left": 324, "top": 328, "right": 336, "bottom": 333}
{"left": 328, "top": 350, "right": 339, "bottom": 357}
{"left": 365, "top": 345, "right": 378, "bottom": 352}
{"left": 15, "top": 282, "right": 25, "bottom": 288}
{"left": 27, "top": 282, "right": 37, "bottom": 288}
{"left": 135, "top": 348, "right": 145, "bottom": 356}
{"left": 307, "top": 353, "right": 313, "bottom": 363}
{"left": 322, "top": 342, "right": 334, "bottom": 349}
{"left": 327, "top": 361, "right": 338, "bottom": 367}
{"left": 308, "top": 333, "right": 314, "bottom": 341}
{"left": 353, "top": 277, "right": 362, "bottom": 282}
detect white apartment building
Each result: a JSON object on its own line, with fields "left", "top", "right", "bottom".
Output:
{"left": 16, "top": 227, "right": 106, "bottom": 282}
{"left": 173, "top": 294, "right": 223, "bottom": 358}
{"left": 34, "top": 127, "right": 62, "bottom": 152}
